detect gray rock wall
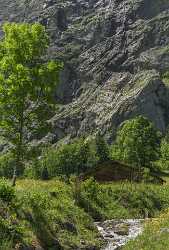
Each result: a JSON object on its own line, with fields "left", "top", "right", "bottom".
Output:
{"left": 1, "top": 0, "right": 169, "bottom": 143}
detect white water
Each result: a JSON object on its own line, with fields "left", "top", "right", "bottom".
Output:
{"left": 95, "top": 219, "right": 143, "bottom": 250}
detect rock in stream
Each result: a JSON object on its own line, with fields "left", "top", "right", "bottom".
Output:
{"left": 95, "top": 219, "right": 143, "bottom": 250}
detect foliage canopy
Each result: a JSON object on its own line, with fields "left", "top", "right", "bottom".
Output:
{"left": 0, "top": 22, "right": 62, "bottom": 176}
{"left": 111, "top": 116, "right": 161, "bottom": 168}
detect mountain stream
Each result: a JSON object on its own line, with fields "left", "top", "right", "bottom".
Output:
{"left": 95, "top": 219, "right": 143, "bottom": 250}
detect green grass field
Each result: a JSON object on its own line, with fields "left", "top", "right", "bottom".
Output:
{"left": 0, "top": 179, "right": 103, "bottom": 250}
{"left": 2, "top": 178, "right": 169, "bottom": 249}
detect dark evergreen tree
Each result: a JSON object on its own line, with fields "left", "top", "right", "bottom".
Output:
{"left": 96, "top": 133, "right": 110, "bottom": 163}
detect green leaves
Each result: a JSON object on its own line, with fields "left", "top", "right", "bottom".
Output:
{"left": 155, "top": 139, "right": 169, "bottom": 170}
{"left": 2, "top": 22, "right": 49, "bottom": 63}
{"left": 0, "top": 178, "right": 15, "bottom": 203}
{"left": 24, "top": 138, "right": 99, "bottom": 179}
{"left": 0, "top": 22, "right": 62, "bottom": 175}
{"left": 95, "top": 134, "right": 110, "bottom": 163}
{"left": 111, "top": 116, "right": 161, "bottom": 169}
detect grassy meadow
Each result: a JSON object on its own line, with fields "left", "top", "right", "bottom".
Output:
{"left": 1, "top": 177, "right": 169, "bottom": 249}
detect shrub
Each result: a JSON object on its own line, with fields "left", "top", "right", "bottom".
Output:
{"left": 16, "top": 180, "right": 102, "bottom": 250}
{"left": 108, "top": 183, "right": 169, "bottom": 218}
{"left": 0, "top": 153, "right": 16, "bottom": 178}
{"left": 0, "top": 239, "right": 13, "bottom": 250}
{"left": 0, "top": 215, "right": 22, "bottom": 245}
{"left": 73, "top": 179, "right": 169, "bottom": 220}
{"left": 76, "top": 178, "right": 129, "bottom": 220}
{"left": 0, "top": 179, "right": 15, "bottom": 203}
{"left": 25, "top": 138, "right": 99, "bottom": 179}
{"left": 155, "top": 139, "right": 169, "bottom": 170}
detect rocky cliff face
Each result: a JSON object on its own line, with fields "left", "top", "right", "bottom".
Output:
{"left": 1, "top": 0, "right": 169, "bottom": 143}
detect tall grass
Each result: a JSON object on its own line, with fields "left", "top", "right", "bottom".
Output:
{"left": 123, "top": 210, "right": 169, "bottom": 250}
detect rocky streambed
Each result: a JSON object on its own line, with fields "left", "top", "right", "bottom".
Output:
{"left": 95, "top": 219, "right": 144, "bottom": 250}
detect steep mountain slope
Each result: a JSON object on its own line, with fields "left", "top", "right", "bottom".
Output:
{"left": 1, "top": 0, "right": 169, "bottom": 143}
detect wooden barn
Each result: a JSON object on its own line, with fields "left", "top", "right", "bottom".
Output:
{"left": 82, "top": 160, "right": 165, "bottom": 184}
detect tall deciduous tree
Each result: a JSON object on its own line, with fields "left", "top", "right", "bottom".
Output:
{"left": 111, "top": 116, "right": 161, "bottom": 169}
{"left": 0, "top": 22, "right": 62, "bottom": 180}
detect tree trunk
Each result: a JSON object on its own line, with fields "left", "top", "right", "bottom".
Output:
{"left": 12, "top": 102, "right": 24, "bottom": 186}
{"left": 11, "top": 170, "right": 17, "bottom": 187}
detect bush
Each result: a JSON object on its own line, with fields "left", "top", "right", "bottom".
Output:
{"left": 25, "top": 138, "right": 99, "bottom": 179}
{"left": 0, "top": 180, "right": 21, "bottom": 248}
{"left": 110, "top": 185, "right": 159, "bottom": 217}
{"left": 72, "top": 178, "right": 169, "bottom": 220}
{"left": 0, "top": 239, "right": 13, "bottom": 250}
{"left": 76, "top": 178, "right": 129, "bottom": 220}
{"left": 0, "top": 179, "right": 15, "bottom": 203}
{"left": 155, "top": 139, "right": 169, "bottom": 170}
{"left": 107, "top": 183, "right": 169, "bottom": 218}
{"left": 0, "top": 153, "right": 15, "bottom": 178}
{"left": 15, "top": 179, "right": 102, "bottom": 250}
